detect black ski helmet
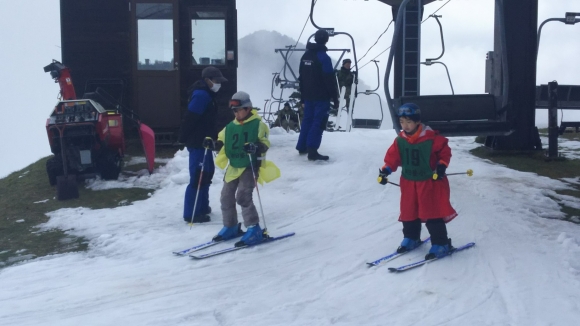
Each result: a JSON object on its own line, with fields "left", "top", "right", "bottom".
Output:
{"left": 314, "top": 29, "right": 329, "bottom": 44}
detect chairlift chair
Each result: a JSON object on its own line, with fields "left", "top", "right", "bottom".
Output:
{"left": 350, "top": 60, "right": 384, "bottom": 130}
{"left": 384, "top": 0, "right": 513, "bottom": 137}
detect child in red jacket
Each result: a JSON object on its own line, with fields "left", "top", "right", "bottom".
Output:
{"left": 379, "top": 103, "right": 457, "bottom": 260}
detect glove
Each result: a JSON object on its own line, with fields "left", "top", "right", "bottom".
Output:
{"left": 243, "top": 142, "right": 258, "bottom": 154}
{"left": 377, "top": 166, "right": 391, "bottom": 185}
{"left": 332, "top": 98, "right": 340, "bottom": 110}
{"left": 433, "top": 163, "right": 447, "bottom": 180}
{"left": 202, "top": 137, "right": 215, "bottom": 150}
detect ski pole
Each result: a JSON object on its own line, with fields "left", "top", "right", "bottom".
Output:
{"left": 433, "top": 169, "right": 473, "bottom": 180}
{"left": 247, "top": 151, "right": 268, "bottom": 234}
{"left": 189, "top": 147, "right": 209, "bottom": 229}
{"left": 377, "top": 174, "right": 400, "bottom": 187}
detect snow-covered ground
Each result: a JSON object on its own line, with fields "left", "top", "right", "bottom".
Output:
{"left": 1, "top": 129, "right": 580, "bottom": 326}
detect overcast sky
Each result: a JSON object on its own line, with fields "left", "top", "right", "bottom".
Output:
{"left": 0, "top": 0, "right": 578, "bottom": 178}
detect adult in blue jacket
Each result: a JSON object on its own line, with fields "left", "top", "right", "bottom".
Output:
{"left": 296, "top": 29, "right": 339, "bottom": 161}
{"left": 179, "top": 66, "right": 227, "bottom": 223}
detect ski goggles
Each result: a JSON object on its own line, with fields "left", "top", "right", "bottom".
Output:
{"left": 231, "top": 107, "right": 249, "bottom": 113}
{"left": 229, "top": 99, "right": 248, "bottom": 111}
{"left": 398, "top": 105, "right": 421, "bottom": 117}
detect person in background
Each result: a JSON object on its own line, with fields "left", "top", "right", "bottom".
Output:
{"left": 296, "top": 29, "right": 339, "bottom": 161}
{"left": 179, "top": 66, "right": 227, "bottom": 223}
{"left": 335, "top": 58, "right": 355, "bottom": 113}
{"left": 273, "top": 102, "right": 299, "bottom": 131}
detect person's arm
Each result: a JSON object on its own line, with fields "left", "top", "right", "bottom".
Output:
{"left": 178, "top": 90, "right": 211, "bottom": 143}
{"left": 383, "top": 139, "right": 402, "bottom": 172}
{"left": 257, "top": 122, "right": 270, "bottom": 153}
{"left": 433, "top": 135, "right": 452, "bottom": 166}
{"left": 318, "top": 52, "right": 339, "bottom": 102}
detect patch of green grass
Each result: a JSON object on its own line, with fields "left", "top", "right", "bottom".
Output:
{"left": 0, "top": 154, "right": 157, "bottom": 269}
{"left": 538, "top": 127, "right": 580, "bottom": 141}
{"left": 470, "top": 145, "right": 580, "bottom": 223}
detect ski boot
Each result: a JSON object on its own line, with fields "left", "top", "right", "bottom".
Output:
{"left": 212, "top": 223, "right": 243, "bottom": 242}
{"left": 396, "top": 238, "right": 421, "bottom": 253}
{"left": 307, "top": 148, "right": 329, "bottom": 161}
{"left": 235, "top": 224, "right": 264, "bottom": 247}
{"left": 425, "top": 239, "right": 453, "bottom": 260}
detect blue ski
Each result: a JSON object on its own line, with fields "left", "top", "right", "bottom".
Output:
{"left": 388, "top": 242, "right": 475, "bottom": 273}
{"left": 190, "top": 232, "right": 296, "bottom": 259}
{"left": 173, "top": 223, "right": 245, "bottom": 256}
{"left": 173, "top": 238, "right": 235, "bottom": 256}
{"left": 367, "top": 237, "right": 431, "bottom": 267}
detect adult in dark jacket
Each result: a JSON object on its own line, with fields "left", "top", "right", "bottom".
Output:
{"left": 179, "top": 66, "right": 227, "bottom": 223}
{"left": 296, "top": 29, "right": 339, "bottom": 161}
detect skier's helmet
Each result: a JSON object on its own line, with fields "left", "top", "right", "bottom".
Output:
{"left": 397, "top": 103, "right": 421, "bottom": 122}
{"left": 314, "top": 29, "right": 329, "bottom": 44}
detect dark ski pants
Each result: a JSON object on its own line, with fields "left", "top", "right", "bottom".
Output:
{"left": 220, "top": 168, "right": 260, "bottom": 228}
{"left": 402, "top": 218, "right": 449, "bottom": 246}
{"left": 183, "top": 148, "right": 214, "bottom": 219}
{"left": 296, "top": 100, "right": 330, "bottom": 152}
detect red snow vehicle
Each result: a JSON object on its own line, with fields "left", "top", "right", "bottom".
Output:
{"left": 44, "top": 60, "right": 156, "bottom": 200}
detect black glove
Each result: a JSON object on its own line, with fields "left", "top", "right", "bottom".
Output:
{"left": 332, "top": 98, "right": 340, "bottom": 110}
{"left": 202, "top": 137, "right": 215, "bottom": 150}
{"left": 243, "top": 142, "right": 258, "bottom": 154}
{"left": 378, "top": 167, "right": 391, "bottom": 185}
{"left": 434, "top": 163, "right": 447, "bottom": 180}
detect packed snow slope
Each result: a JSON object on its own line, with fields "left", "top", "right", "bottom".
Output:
{"left": 1, "top": 129, "right": 580, "bottom": 326}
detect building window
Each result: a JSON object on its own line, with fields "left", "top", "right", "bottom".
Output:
{"left": 136, "top": 3, "right": 174, "bottom": 70}
{"left": 191, "top": 11, "right": 226, "bottom": 66}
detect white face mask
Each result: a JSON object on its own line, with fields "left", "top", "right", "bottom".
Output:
{"left": 210, "top": 82, "right": 221, "bottom": 92}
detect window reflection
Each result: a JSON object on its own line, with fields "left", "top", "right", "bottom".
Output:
{"left": 137, "top": 3, "right": 174, "bottom": 70}
{"left": 192, "top": 11, "right": 226, "bottom": 66}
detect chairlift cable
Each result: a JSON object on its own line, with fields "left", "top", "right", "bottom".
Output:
{"left": 422, "top": 0, "right": 452, "bottom": 23}
{"left": 357, "top": 20, "right": 393, "bottom": 65}
{"left": 358, "top": 0, "right": 453, "bottom": 70}
{"left": 276, "top": 0, "right": 317, "bottom": 75}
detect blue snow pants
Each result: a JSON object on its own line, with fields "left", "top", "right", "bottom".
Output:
{"left": 296, "top": 100, "right": 330, "bottom": 151}
{"left": 183, "top": 147, "right": 215, "bottom": 219}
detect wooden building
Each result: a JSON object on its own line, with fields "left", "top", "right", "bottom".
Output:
{"left": 60, "top": 0, "right": 238, "bottom": 143}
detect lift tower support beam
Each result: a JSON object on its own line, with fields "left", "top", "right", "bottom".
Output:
{"left": 491, "top": 0, "right": 540, "bottom": 150}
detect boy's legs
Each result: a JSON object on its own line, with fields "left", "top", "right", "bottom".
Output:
{"left": 402, "top": 218, "right": 421, "bottom": 240}
{"left": 220, "top": 178, "right": 240, "bottom": 227}
{"left": 425, "top": 218, "right": 449, "bottom": 246}
{"left": 236, "top": 169, "right": 260, "bottom": 227}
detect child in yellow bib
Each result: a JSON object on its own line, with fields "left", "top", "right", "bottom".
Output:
{"left": 202, "top": 91, "right": 279, "bottom": 247}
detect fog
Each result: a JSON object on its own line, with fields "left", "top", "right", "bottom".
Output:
{"left": 0, "top": 0, "right": 579, "bottom": 178}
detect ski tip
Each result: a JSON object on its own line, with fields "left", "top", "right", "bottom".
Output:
{"left": 387, "top": 268, "right": 399, "bottom": 273}
{"left": 367, "top": 262, "right": 377, "bottom": 268}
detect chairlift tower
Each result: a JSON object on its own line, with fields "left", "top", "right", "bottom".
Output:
{"left": 380, "top": 0, "right": 541, "bottom": 151}
{"left": 379, "top": 0, "right": 436, "bottom": 99}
